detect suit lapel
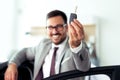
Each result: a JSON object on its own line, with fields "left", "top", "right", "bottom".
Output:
{"left": 34, "top": 43, "right": 52, "bottom": 79}
{"left": 57, "top": 41, "right": 70, "bottom": 73}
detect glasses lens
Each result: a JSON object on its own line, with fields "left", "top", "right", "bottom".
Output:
{"left": 47, "top": 24, "right": 66, "bottom": 31}
{"left": 57, "top": 24, "right": 64, "bottom": 30}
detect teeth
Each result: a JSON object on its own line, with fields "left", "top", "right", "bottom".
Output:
{"left": 53, "top": 35, "right": 59, "bottom": 38}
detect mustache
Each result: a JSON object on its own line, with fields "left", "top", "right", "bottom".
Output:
{"left": 52, "top": 33, "right": 61, "bottom": 35}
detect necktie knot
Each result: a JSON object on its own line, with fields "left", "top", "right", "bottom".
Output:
{"left": 54, "top": 47, "right": 59, "bottom": 52}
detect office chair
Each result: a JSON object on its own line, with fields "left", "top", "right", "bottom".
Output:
{"left": 0, "top": 61, "right": 8, "bottom": 80}
{"left": 0, "top": 60, "right": 33, "bottom": 80}
{"left": 17, "top": 60, "right": 33, "bottom": 80}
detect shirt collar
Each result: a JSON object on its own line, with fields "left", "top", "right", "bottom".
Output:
{"left": 52, "top": 37, "right": 68, "bottom": 49}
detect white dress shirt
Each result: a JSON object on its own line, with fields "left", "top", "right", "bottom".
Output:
{"left": 43, "top": 38, "right": 82, "bottom": 78}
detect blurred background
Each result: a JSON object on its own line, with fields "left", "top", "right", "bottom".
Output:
{"left": 0, "top": 0, "right": 120, "bottom": 67}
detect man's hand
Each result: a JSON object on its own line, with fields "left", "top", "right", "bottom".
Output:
{"left": 4, "top": 63, "right": 18, "bottom": 80}
{"left": 68, "top": 19, "right": 85, "bottom": 48}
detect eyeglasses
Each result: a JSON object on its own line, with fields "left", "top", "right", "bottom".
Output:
{"left": 47, "top": 24, "right": 66, "bottom": 31}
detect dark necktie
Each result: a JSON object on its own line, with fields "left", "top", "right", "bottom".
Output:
{"left": 50, "top": 47, "right": 59, "bottom": 76}
{"left": 35, "top": 67, "right": 43, "bottom": 80}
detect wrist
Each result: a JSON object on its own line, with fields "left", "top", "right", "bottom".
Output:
{"left": 8, "top": 63, "right": 17, "bottom": 68}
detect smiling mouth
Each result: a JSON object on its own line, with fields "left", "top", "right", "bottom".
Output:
{"left": 52, "top": 35, "right": 60, "bottom": 38}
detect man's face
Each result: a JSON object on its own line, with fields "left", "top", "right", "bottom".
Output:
{"left": 46, "top": 16, "right": 68, "bottom": 45}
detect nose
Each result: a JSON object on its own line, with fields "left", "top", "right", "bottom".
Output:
{"left": 52, "top": 27, "right": 59, "bottom": 34}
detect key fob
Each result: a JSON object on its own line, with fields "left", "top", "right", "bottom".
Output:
{"left": 69, "top": 13, "right": 77, "bottom": 23}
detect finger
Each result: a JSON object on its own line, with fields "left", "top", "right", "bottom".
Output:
{"left": 68, "top": 24, "right": 78, "bottom": 42}
{"left": 70, "top": 20, "right": 80, "bottom": 31}
{"left": 74, "top": 19, "right": 85, "bottom": 36}
{"left": 74, "top": 19, "right": 83, "bottom": 28}
{"left": 15, "top": 72, "right": 18, "bottom": 80}
{"left": 4, "top": 71, "right": 8, "bottom": 80}
{"left": 69, "top": 22, "right": 84, "bottom": 41}
{"left": 71, "top": 19, "right": 85, "bottom": 39}
{"left": 5, "top": 73, "right": 11, "bottom": 80}
{"left": 68, "top": 24, "right": 77, "bottom": 38}
{"left": 70, "top": 22, "right": 82, "bottom": 39}
{"left": 4, "top": 75, "right": 7, "bottom": 80}
{"left": 11, "top": 72, "right": 15, "bottom": 80}
{"left": 73, "top": 19, "right": 84, "bottom": 32}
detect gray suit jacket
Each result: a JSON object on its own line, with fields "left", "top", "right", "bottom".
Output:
{"left": 9, "top": 37, "right": 90, "bottom": 80}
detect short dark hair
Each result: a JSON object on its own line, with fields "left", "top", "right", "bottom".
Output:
{"left": 46, "top": 10, "right": 67, "bottom": 24}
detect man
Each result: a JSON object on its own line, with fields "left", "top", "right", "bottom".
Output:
{"left": 4, "top": 10, "right": 90, "bottom": 80}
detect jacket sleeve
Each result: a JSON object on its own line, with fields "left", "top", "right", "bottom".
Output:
{"left": 8, "top": 44, "right": 38, "bottom": 67}
{"left": 72, "top": 41, "right": 91, "bottom": 71}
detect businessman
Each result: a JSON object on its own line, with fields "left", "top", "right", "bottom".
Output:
{"left": 4, "top": 10, "right": 91, "bottom": 80}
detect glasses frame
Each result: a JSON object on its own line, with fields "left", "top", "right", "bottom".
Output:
{"left": 46, "top": 24, "right": 67, "bottom": 31}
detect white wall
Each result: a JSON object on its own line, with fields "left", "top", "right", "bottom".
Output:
{"left": 1, "top": 0, "right": 120, "bottom": 66}
{"left": 95, "top": 0, "right": 120, "bottom": 66}
{"left": 0, "top": 0, "right": 16, "bottom": 62}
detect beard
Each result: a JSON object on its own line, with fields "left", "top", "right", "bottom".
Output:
{"left": 51, "top": 33, "right": 66, "bottom": 45}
